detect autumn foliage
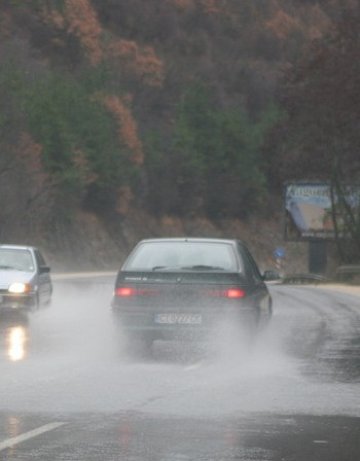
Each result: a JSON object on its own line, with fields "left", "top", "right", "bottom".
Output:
{"left": 17, "top": 132, "right": 47, "bottom": 182}
{"left": 0, "top": 0, "right": 358, "bottom": 255}
{"left": 170, "top": 0, "right": 226, "bottom": 14}
{"left": 108, "top": 39, "right": 164, "bottom": 87}
{"left": 42, "top": 0, "right": 103, "bottom": 65}
{"left": 41, "top": 1, "right": 165, "bottom": 85}
{"left": 64, "top": 0, "right": 103, "bottom": 65}
{"left": 103, "top": 95, "right": 144, "bottom": 166}
{"left": 266, "top": 10, "right": 300, "bottom": 40}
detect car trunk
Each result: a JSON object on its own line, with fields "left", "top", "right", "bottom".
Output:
{"left": 113, "top": 271, "right": 257, "bottom": 336}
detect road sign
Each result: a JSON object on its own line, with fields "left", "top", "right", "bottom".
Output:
{"left": 274, "top": 247, "right": 285, "bottom": 259}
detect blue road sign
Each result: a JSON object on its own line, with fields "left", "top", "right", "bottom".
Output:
{"left": 274, "top": 247, "right": 286, "bottom": 259}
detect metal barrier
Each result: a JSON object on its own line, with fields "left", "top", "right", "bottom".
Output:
{"left": 335, "top": 265, "right": 360, "bottom": 284}
{"left": 281, "top": 273, "right": 329, "bottom": 285}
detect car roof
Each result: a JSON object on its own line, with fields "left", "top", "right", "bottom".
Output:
{"left": 137, "top": 237, "right": 242, "bottom": 245}
{"left": 0, "top": 244, "right": 37, "bottom": 251}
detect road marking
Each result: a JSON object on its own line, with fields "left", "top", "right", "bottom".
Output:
{"left": 0, "top": 422, "right": 66, "bottom": 451}
{"left": 184, "top": 361, "right": 204, "bottom": 371}
{"left": 52, "top": 271, "right": 116, "bottom": 280}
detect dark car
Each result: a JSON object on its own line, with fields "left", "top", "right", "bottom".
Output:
{"left": 0, "top": 245, "right": 52, "bottom": 313}
{"left": 111, "top": 238, "right": 276, "bottom": 351}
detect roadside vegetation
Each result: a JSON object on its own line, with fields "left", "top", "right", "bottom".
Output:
{"left": 0, "top": 0, "right": 359, "bottom": 265}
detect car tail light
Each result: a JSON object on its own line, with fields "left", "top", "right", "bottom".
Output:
{"left": 115, "top": 287, "right": 135, "bottom": 297}
{"left": 205, "top": 288, "right": 246, "bottom": 298}
{"left": 226, "top": 288, "right": 246, "bottom": 298}
{"left": 115, "top": 287, "right": 159, "bottom": 297}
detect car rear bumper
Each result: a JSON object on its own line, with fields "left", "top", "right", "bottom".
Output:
{"left": 112, "top": 305, "right": 259, "bottom": 341}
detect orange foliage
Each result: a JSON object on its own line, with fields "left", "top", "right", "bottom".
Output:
{"left": 266, "top": 5, "right": 331, "bottom": 42}
{"left": 16, "top": 132, "right": 50, "bottom": 192}
{"left": 43, "top": 9, "right": 65, "bottom": 29}
{"left": 115, "top": 185, "right": 133, "bottom": 215}
{"left": 108, "top": 39, "right": 164, "bottom": 87}
{"left": 72, "top": 149, "right": 98, "bottom": 185}
{"left": 64, "top": 0, "right": 102, "bottom": 65}
{"left": 169, "top": 0, "right": 226, "bottom": 14}
{"left": 103, "top": 95, "right": 144, "bottom": 166}
{"left": 305, "top": 6, "right": 331, "bottom": 40}
{"left": 171, "top": 0, "right": 195, "bottom": 9}
{"left": 199, "top": 0, "right": 225, "bottom": 15}
{"left": 42, "top": 0, "right": 102, "bottom": 65}
{"left": 0, "top": 10, "right": 13, "bottom": 39}
{"left": 266, "top": 10, "right": 300, "bottom": 40}
{"left": 41, "top": 3, "right": 164, "bottom": 81}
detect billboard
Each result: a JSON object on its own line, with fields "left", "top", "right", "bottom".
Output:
{"left": 284, "top": 182, "right": 360, "bottom": 241}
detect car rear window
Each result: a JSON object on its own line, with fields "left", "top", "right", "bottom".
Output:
{"left": 124, "top": 241, "right": 240, "bottom": 272}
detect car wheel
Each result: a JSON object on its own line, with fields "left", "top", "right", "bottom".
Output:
{"left": 30, "top": 294, "right": 40, "bottom": 312}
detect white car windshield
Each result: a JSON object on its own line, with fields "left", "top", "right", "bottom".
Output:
{"left": 0, "top": 249, "right": 35, "bottom": 272}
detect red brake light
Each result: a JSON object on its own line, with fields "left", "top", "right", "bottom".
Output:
{"left": 115, "top": 287, "right": 135, "bottom": 297}
{"left": 204, "top": 288, "right": 246, "bottom": 298}
{"left": 226, "top": 288, "right": 246, "bottom": 298}
{"left": 115, "top": 287, "right": 159, "bottom": 297}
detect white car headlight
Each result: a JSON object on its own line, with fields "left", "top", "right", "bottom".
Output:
{"left": 8, "top": 282, "right": 31, "bottom": 294}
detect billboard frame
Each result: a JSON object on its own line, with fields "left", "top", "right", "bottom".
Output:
{"left": 284, "top": 180, "right": 360, "bottom": 242}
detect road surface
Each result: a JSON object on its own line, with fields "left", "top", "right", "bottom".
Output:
{"left": 0, "top": 274, "right": 359, "bottom": 460}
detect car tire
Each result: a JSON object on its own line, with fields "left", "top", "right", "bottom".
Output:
{"left": 30, "top": 293, "right": 40, "bottom": 312}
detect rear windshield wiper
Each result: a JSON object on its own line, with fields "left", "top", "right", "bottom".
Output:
{"left": 151, "top": 265, "right": 226, "bottom": 271}
{"left": 181, "top": 265, "right": 225, "bottom": 271}
{"left": 152, "top": 265, "right": 181, "bottom": 271}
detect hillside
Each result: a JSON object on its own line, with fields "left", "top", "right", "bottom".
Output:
{"left": 0, "top": 0, "right": 358, "bottom": 269}
{"left": 44, "top": 208, "right": 310, "bottom": 277}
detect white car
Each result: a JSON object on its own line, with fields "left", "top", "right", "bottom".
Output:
{"left": 0, "top": 244, "right": 52, "bottom": 313}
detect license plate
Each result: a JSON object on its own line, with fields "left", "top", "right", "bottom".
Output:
{"left": 155, "top": 313, "right": 202, "bottom": 325}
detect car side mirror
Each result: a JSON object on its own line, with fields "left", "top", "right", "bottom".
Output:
{"left": 39, "top": 265, "right": 51, "bottom": 274}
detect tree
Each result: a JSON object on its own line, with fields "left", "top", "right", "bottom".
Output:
{"left": 278, "top": 1, "right": 360, "bottom": 260}
{"left": 145, "top": 83, "right": 281, "bottom": 219}
{"left": 24, "top": 73, "right": 139, "bottom": 212}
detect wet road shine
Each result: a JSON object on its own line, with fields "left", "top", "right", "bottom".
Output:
{"left": 0, "top": 276, "right": 359, "bottom": 460}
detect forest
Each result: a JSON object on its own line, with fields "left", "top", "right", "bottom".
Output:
{"left": 0, "top": 0, "right": 359, "bottom": 267}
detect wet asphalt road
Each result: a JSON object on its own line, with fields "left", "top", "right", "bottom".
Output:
{"left": 0, "top": 275, "right": 359, "bottom": 460}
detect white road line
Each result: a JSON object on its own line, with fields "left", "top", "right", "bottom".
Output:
{"left": 52, "top": 271, "right": 116, "bottom": 280}
{"left": 184, "top": 361, "right": 204, "bottom": 371}
{"left": 0, "top": 422, "right": 66, "bottom": 451}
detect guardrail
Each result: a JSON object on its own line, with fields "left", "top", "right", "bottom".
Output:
{"left": 335, "top": 265, "right": 360, "bottom": 284}
{"left": 280, "top": 265, "right": 360, "bottom": 285}
{"left": 281, "top": 273, "right": 329, "bottom": 285}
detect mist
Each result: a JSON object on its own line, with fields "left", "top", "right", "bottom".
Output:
{"left": 1, "top": 280, "right": 359, "bottom": 419}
